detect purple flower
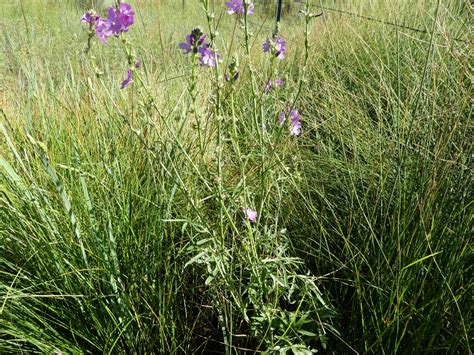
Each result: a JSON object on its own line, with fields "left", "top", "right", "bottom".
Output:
{"left": 262, "top": 38, "right": 270, "bottom": 52}
{"left": 117, "top": 2, "right": 135, "bottom": 29}
{"left": 263, "top": 36, "right": 286, "bottom": 60}
{"left": 94, "top": 2, "right": 135, "bottom": 44}
{"left": 290, "top": 116, "right": 302, "bottom": 136}
{"left": 108, "top": 3, "right": 135, "bottom": 34}
{"left": 96, "top": 17, "right": 113, "bottom": 44}
{"left": 243, "top": 208, "right": 257, "bottom": 222}
{"left": 120, "top": 69, "right": 133, "bottom": 89}
{"left": 264, "top": 80, "right": 272, "bottom": 93}
{"left": 179, "top": 34, "right": 196, "bottom": 54}
{"left": 274, "top": 37, "right": 286, "bottom": 59}
{"left": 225, "top": 0, "right": 254, "bottom": 15}
{"left": 179, "top": 28, "right": 207, "bottom": 54}
{"left": 264, "top": 78, "right": 284, "bottom": 93}
{"left": 179, "top": 34, "right": 193, "bottom": 53}
{"left": 180, "top": 28, "right": 220, "bottom": 67}
{"left": 280, "top": 106, "right": 302, "bottom": 136}
{"left": 198, "top": 44, "right": 220, "bottom": 67}
{"left": 81, "top": 11, "right": 98, "bottom": 24}
{"left": 135, "top": 59, "right": 142, "bottom": 69}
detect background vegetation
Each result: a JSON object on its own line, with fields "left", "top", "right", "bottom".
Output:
{"left": 1, "top": 0, "right": 471, "bottom": 353}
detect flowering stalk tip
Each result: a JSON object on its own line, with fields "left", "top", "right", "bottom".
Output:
{"left": 225, "top": 0, "right": 254, "bottom": 16}
{"left": 263, "top": 36, "right": 286, "bottom": 60}
{"left": 179, "top": 28, "right": 220, "bottom": 68}
{"left": 81, "top": 2, "right": 135, "bottom": 45}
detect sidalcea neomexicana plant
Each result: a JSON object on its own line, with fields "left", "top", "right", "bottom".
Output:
{"left": 79, "top": 2, "right": 331, "bottom": 352}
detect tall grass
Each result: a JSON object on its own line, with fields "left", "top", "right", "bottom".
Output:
{"left": 1, "top": 0, "right": 471, "bottom": 353}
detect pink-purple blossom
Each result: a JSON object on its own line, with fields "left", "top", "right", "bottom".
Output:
{"left": 279, "top": 106, "right": 302, "bottom": 136}
{"left": 179, "top": 29, "right": 207, "bottom": 54}
{"left": 105, "top": 3, "right": 135, "bottom": 35}
{"left": 198, "top": 44, "right": 221, "bottom": 67}
{"left": 80, "top": 11, "right": 98, "bottom": 24}
{"left": 83, "top": 2, "right": 135, "bottom": 45}
{"left": 225, "top": 0, "right": 254, "bottom": 15}
{"left": 120, "top": 69, "right": 133, "bottom": 89}
{"left": 243, "top": 208, "right": 257, "bottom": 222}
{"left": 180, "top": 28, "right": 220, "bottom": 68}
{"left": 95, "top": 17, "right": 113, "bottom": 44}
{"left": 263, "top": 36, "right": 286, "bottom": 60}
{"left": 117, "top": 3, "right": 135, "bottom": 29}
{"left": 264, "top": 79, "right": 284, "bottom": 93}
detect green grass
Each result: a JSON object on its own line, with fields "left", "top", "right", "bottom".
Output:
{"left": 1, "top": 0, "right": 471, "bottom": 353}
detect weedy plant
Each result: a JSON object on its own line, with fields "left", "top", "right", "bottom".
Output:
{"left": 0, "top": 0, "right": 471, "bottom": 353}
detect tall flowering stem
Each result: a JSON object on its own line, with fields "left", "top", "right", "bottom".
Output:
{"left": 283, "top": 1, "right": 321, "bottom": 136}
{"left": 179, "top": 28, "right": 219, "bottom": 153}
{"left": 241, "top": 0, "right": 262, "bottom": 143}
{"left": 299, "top": 2, "right": 321, "bottom": 93}
{"left": 200, "top": 0, "right": 225, "bottom": 193}
{"left": 199, "top": 1, "right": 229, "bottom": 351}
{"left": 201, "top": 0, "right": 221, "bottom": 116}
{"left": 81, "top": 10, "right": 98, "bottom": 53}
{"left": 239, "top": 0, "right": 268, "bottom": 236}
{"left": 191, "top": 51, "right": 204, "bottom": 154}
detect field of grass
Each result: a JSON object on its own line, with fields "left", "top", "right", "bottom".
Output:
{"left": 1, "top": 0, "right": 472, "bottom": 353}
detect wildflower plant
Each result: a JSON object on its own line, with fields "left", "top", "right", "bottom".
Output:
{"left": 77, "top": 0, "right": 328, "bottom": 352}
{"left": 179, "top": 1, "right": 331, "bottom": 353}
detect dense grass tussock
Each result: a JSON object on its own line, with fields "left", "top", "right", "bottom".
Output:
{"left": 1, "top": 0, "right": 471, "bottom": 353}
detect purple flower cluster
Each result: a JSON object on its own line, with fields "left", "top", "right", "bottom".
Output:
{"left": 263, "top": 36, "right": 286, "bottom": 60}
{"left": 225, "top": 0, "right": 254, "bottom": 15}
{"left": 279, "top": 106, "right": 302, "bottom": 136}
{"left": 180, "top": 28, "right": 220, "bottom": 67}
{"left": 80, "top": 2, "right": 135, "bottom": 45}
{"left": 264, "top": 79, "right": 284, "bottom": 93}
